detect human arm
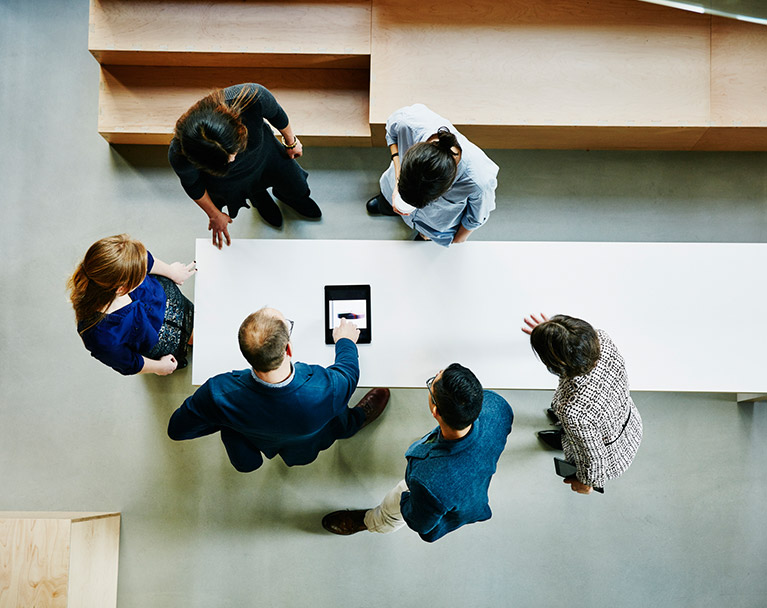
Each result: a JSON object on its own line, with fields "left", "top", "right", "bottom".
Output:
{"left": 451, "top": 224, "right": 473, "bottom": 244}
{"left": 237, "top": 83, "right": 302, "bottom": 159}
{"left": 328, "top": 321, "right": 361, "bottom": 402}
{"left": 195, "top": 191, "right": 232, "bottom": 250}
{"left": 149, "top": 258, "right": 196, "bottom": 285}
{"left": 278, "top": 124, "right": 302, "bottom": 159}
{"left": 167, "top": 383, "right": 221, "bottom": 440}
{"left": 399, "top": 478, "right": 448, "bottom": 539}
{"left": 561, "top": 416, "right": 608, "bottom": 491}
{"left": 459, "top": 179, "right": 496, "bottom": 236}
{"left": 138, "top": 354, "right": 178, "bottom": 376}
{"left": 389, "top": 143, "right": 401, "bottom": 180}
{"left": 168, "top": 140, "right": 232, "bottom": 249}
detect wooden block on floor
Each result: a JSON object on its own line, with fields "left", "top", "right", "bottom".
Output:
{"left": 98, "top": 66, "right": 371, "bottom": 145}
{"left": 0, "top": 512, "right": 120, "bottom": 608}
{"left": 89, "top": 0, "right": 371, "bottom": 69}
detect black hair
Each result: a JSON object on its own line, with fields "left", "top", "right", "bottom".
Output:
{"left": 398, "top": 127, "right": 461, "bottom": 208}
{"left": 529, "top": 315, "right": 601, "bottom": 378}
{"left": 432, "top": 363, "right": 483, "bottom": 430}
{"left": 174, "top": 88, "right": 257, "bottom": 177}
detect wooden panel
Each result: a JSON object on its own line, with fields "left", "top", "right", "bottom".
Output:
{"left": 0, "top": 519, "right": 70, "bottom": 608}
{"left": 370, "top": 0, "right": 711, "bottom": 128}
{"left": 0, "top": 512, "right": 118, "bottom": 521}
{"left": 91, "top": 50, "right": 369, "bottom": 69}
{"left": 67, "top": 515, "right": 120, "bottom": 608}
{"left": 89, "top": 0, "right": 371, "bottom": 66}
{"left": 710, "top": 16, "right": 767, "bottom": 126}
{"left": 378, "top": 124, "right": 708, "bottom": 151}
{"left": 692, "top": 127, "right": 767, "bottom": 151}
{"left": 98, "top": 66, "right": 371, "bottom": 145}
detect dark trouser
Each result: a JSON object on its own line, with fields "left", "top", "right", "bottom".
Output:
{"left": 251, "top": 135, "right": 312, "bottom": 212}
{"left": 220, "top": 406, "right": 366, "bottom": 473}
{"left": 208, "top": 132, "right": 313, "bottom": 218}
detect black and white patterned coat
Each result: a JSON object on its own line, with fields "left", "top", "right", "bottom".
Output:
{"left": 553, "top": 330, "right": 643, "bottom": 488}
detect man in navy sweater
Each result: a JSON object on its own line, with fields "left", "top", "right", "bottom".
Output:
{"left": 322, "top": 363, "right": 512, "bottom": 542}
{"left": 167, "top": 308, "right": 389, "bottom": 472}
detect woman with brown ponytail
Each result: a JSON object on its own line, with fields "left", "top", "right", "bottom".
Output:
{"left": 68, "top": 235, "right": 196, "bottom": 376}
{"left": 366, "top": 104, "right": 499, "bottom": 247}
{"left": 169, "top": 83, "right": 320, "bottom": 249}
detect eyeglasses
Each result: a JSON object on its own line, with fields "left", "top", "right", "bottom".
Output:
{"left": 286, "top": 318, "right": 294, "bottom": 336}
{"left": 426, "top": 375, "right": 436, "bottom": 402}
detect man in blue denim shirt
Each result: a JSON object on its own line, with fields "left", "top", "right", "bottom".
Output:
{"left": 322, "top": 363, "right": 513, "bottom": 542}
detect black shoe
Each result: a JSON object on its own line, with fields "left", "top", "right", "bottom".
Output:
{"left": 546, "top": 408, "right": 561, "bottom": 425}
{"left": 274, "top": 191, "right": 322, "bottom": 219}
{"left": 537, "top": 429, "right": 564, "bottom": 450}
{"left": 414, "top": 233, "right": 427, "bottom": 241}
{"left": 322, "top": 510, "right": 368, "bottom": 535}
{"left": 250, "top": 190, "right": 283, "bottom": 228}
{"left": 366, "top": 194, "right": 397, "bottom": 217}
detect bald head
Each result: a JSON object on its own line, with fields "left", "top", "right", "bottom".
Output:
{"left": 238, "top": 308, "right": 290, "bottom": 372}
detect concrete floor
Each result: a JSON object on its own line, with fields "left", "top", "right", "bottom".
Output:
{"left": 2, "top": 2, "right": 767, "bottom": 607}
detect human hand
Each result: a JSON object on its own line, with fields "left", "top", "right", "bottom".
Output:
{"left": 521, "top": 313, "right": 549, "bottom": 335}
{"left": 451, "top": 225, "right": 472, "bottom": 244}
{"left": 156, "top": 354, "right": 178, "bottom": 376}
{"left": 564, "top": 477, "right": 593, "bottom": 494}
{"left": 208, "top": 212, "right": 232, "bottom": 249}
{"left": 333, "top": 318, "right": 360, "bottom": 344}
{"left": 167, "top": 261, "right": 197, "bottom": 285}
{"left": 284, "top": 136, "right": 303, "bottom": 159}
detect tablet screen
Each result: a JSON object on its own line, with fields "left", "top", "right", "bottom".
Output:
{"left": 325, "top": 285, "right": 371, "bottom": 344}
{"left": 328, "top": 299, "right": 368, "bottom": 330}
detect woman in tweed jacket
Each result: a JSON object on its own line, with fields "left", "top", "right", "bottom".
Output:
{"left": 523, "top": 314, "right": 643, "bottom": 494}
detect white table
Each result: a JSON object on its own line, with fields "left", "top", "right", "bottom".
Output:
{"left": 193, "top": 239, "right": 767, "bottom": 397}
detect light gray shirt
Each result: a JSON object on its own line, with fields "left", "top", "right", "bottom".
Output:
{"left": 250, "top": 363, "right": 295, "bottom": 388}
{"left": 380, "top": 104, "right": 499, "bottom": 247}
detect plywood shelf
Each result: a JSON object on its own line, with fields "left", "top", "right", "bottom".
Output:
{"left": 369, "top": 0, "right": 767, "bottom": 150}
{"left": 89, "top": 0, "right": 767, "bottom": 150}
{"left": 98, "top": 66, "right": 371, "bottom": 145}
{"left": 0, "top": 512, "right": 120, "bottom": 608}
{"left": 89, "top": 0, "right": 371, "bottom": 69}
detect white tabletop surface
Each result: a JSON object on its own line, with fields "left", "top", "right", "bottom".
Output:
{"left": 193, "top": 239, "right": 767, "bottom": 393}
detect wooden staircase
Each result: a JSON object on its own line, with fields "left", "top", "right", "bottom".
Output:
{"left": 89, "top": 0, "right": 767, "bottom": 150}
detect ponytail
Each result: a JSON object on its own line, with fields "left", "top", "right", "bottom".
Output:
{"left": 434, "top": 126, "right": 461, "bottom": 156}
{"left": 398, "top": 127, "right": 461, "bottom": 208}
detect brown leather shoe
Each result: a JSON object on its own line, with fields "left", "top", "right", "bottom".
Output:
{"left": 354, "top": 388, "right": 390, "bottom": 429}
{"left": 322, "top": 509, "right": 368, "bottom": 535}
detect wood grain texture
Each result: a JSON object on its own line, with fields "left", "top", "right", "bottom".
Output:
{"left": 67, "top": 516, "right": 120, "bottom": 608}
{"left": 370, "top": 0, "right": 712, "bottom": 127}
{"left": 0, "top": 519, "right": 70, "bottom": 608}
{"left": 0, "top": 513, "right": 120, "bottom": 608}
{"left": 91, "top": 50, "right": 369, "bottom": 69}
{"left": 89, "top": 0, "right": 371, "bottom": 61}
{"left": 0, "top": 513, "right": 119, "bottom": 522}
{"left": 710, "top": 16, "right": 767, "bottom": 126}
{"left": 98, "top": 66, "right": 371, "bottom": 144}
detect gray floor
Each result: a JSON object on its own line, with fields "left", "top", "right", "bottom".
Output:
{"left": 2, "top": 2, "right": 767, "bottom": 607}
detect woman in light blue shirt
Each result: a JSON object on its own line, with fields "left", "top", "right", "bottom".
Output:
{"left": 366, "top": 104, "right": 499, "bottom": 247}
